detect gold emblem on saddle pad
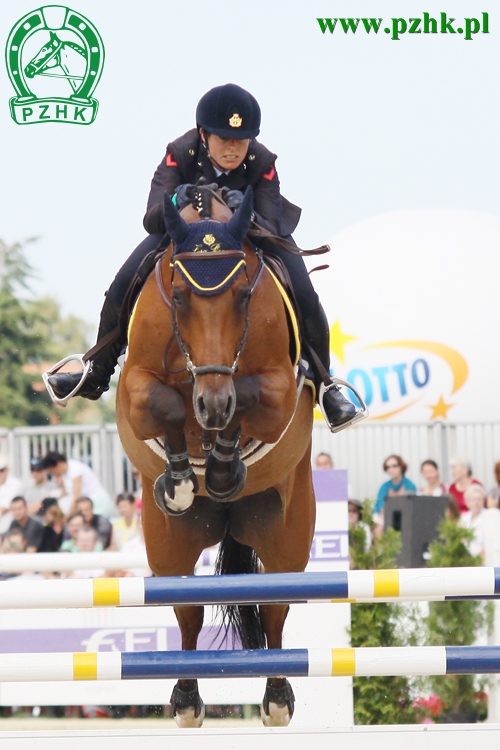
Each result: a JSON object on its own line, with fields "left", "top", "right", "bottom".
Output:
{"left": 203, "top": 234, "right": 216, "bottom": 246}
{"left": 229, "top": 113, "right": 242, "bottom": 128}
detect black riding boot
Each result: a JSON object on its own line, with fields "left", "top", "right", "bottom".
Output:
{"left": 302, "top": 304, "right": 360, "bottom": 432}
{"left": 48, "top": 297, "right": 123, "bottom": 401}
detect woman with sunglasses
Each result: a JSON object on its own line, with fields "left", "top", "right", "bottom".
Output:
{"left": 374, "top": 455, "right": 416, "bottom": 516}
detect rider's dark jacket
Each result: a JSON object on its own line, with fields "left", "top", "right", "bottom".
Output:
{"left": 143, "top": 129, "right": 301, "bottom": 238}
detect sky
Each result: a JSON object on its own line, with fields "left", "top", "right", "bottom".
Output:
{"left": 1, "top": 0, "right": 499, "bottom": 334}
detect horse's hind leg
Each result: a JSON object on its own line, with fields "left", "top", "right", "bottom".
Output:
{"left": 170, "top": 605, "right": 206, "bottom": 728}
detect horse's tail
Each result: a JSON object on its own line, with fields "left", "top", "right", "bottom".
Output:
{"left": 213, "top": 529, "right": 266, "bottom": 650}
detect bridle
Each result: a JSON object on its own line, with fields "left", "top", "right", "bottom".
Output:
{"left": 155, "top": 244, "right": 265, "bottom": 381}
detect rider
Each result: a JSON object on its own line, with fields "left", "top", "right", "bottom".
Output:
{"left": 48, "top": 83, "right": 359, "bottom": 432}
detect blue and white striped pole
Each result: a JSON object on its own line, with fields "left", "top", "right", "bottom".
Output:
{"left": 0, "top": 567, "right": 499, "bottom": 608}
{"left": 1, "top": 647, "right": 499, "bottom": 682}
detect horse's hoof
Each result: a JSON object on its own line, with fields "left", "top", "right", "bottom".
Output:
{"left": 170, "top": 683, "right": 205, "bottom": 728}
{"left": 153, "top": 474, "right": 195, "bottom": 516}
{"left": 205, "top": 454, "right": 247, "bottom": 502}
{"left": 260, "top": 680, "right": 295, "bottom": 727}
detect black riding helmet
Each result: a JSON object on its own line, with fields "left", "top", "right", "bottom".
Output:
{"left": 196, "top": 83, "right": 261, "bottom": 139}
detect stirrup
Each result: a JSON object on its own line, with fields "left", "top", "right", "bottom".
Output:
{"left": 42, "top": 354, "right": 91, "bottom": 407}
{"left": 318, "top": 378, "right": 369, "bottom": 434}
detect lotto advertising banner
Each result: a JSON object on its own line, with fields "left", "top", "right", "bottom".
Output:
{"left": 313, "top": 209, "right": 500, "bottom": 424}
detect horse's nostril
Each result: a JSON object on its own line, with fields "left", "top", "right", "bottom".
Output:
{"left": 224, "top": 396, "right": 233, "bottom": 420}
{"left": 197, "top": 395, "right": 206, "bottom": 415}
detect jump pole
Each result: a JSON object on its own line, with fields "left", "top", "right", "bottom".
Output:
{"left": 0, "top": 566, "right": 499, "bottom": 608}
{"left": 1, "top": 646, "right": 500, "bottom": 681}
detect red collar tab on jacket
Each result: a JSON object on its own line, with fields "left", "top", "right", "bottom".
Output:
{"left": 166, "top": 153, "right": 178, "bottom": 167}
{"left": 262, "top": 165, "right": 276, "bottom": 181}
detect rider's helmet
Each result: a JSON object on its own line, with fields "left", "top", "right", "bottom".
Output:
{"left": 196, "top": 84, "right": 261, "bottom": 139}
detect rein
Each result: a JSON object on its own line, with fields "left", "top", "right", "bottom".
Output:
{"left": 155, "top": 245, "right": 265, "bottom": 380}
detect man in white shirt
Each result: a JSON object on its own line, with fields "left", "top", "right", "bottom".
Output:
{"left": 40, "top": 451, "right": 113, "bottom": 517}
{"left": 0, "top": 455, "right": 24, "bottom": 535}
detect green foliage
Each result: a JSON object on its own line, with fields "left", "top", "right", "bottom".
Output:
{"left": 0, "top": 238, "right": 104, "bottom": 426}
{"left": 422, "top": 519, "right": 493, "bottom": 718}
{"left": 349, "top": 501, "right": 422, "bottom": 724}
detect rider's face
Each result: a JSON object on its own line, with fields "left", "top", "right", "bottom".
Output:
{"left": 201, "top": 130, "right": 250, "bottom": 172}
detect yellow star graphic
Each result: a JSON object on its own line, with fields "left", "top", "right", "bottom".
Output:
{"left": 428, "top": 396, "right": 454, "bottom": 420}
{"left": 329, "top": 320, "right": 357, "bottom": 364}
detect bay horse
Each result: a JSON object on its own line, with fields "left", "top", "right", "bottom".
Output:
{"left": 116, "top": 187, "right": 316, "bottom": 727}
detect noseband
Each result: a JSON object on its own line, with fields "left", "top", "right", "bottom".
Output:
{"left": 155, "top": 245, "right": 265, "bottom": 380}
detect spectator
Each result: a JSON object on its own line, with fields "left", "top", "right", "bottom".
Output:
{"left": 0, "top": 531, "right": 27, "bottom": 579}
{"left": 71, "top": 527, "right": 105, "bottom": 578}
{"left": 460, "top": 485, "right": 487, "bottom": 560}
{"left": 23, "top": 457, "right": 58, "bottom": 515}
{"left": 1, "top": 530, "right": 26, "bottom": 554}
{"left": 446, "top": 497, "right": 461, "bottom": 521}
{"left": 374, "top": 455, "right": 416, "bottom": 516}
{"left": 65, "top": 497, "right": 112, "bottom": 549}
{"left": 111, "top": 493, "right": 139, "bottom": 550}
{"left": 417, "top": 460, "right": 447, "bottom": 496}
{"left": 131, "top": 467, "right": 143, "bottom": 509}
{"left": 487, "top": 461, "right": 500, "bottom": 508}
{"left": 107, "top": 513, "right": 151, "bottom": 578}
{"left": 448, "top": 458, "right": 482, "bottom": 514}
{"left": 38, "top": 499, "right": 66, "bottom": 553}
{"left": 60, "top": 512, "right": 101, "bottom": 552}
{"left": 0, "top": 455, "right": 24, "bottom": 535}
{"left": 40, "top": 452, "right": 113, "bottom": 518}
{"left": 315, "top": 453, "right": 334, "bottom": 469}
{"left": 7, "top": 496, "right": 44, "bottom": 552}
{"left": 348, "top": 499, "right": 372, "bottom": 551}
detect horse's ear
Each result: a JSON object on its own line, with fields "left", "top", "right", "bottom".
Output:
{"left": 226, "top": 187, "right": 254, "bottom": 244}
{"left": 163, "top": 192, "right": 191, "bottom": 245}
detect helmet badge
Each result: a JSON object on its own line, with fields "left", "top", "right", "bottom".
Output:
{"left": 229, "top": 113, "right": 242, "bottom": 128}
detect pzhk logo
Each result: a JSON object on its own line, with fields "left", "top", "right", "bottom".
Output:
{"left": 5, "top": 5, "right": 104, "bottom": 125}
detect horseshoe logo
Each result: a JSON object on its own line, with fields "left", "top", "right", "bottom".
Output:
{"left": 5, "top": 5, "right": 105, "bottom": 125}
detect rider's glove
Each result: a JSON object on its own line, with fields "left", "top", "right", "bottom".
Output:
{"left": 173, "top": 184, "right": 196, "bottom": 210}
{"left": 224, "top": 190, "right": 244, "bottom": 211}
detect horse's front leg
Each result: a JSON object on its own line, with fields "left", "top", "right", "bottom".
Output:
{"left": 204, "top": 375, "right": 259, "bottom": 502}
{"left": 127, "top": 371, "right": 198, "bottom": 514}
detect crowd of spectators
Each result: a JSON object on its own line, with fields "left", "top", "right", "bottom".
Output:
{"left": 314, "top": 451, "right": 500, "bottom": 562}
{"left": 0, "top": 450, "right": 147, "bottom": 579}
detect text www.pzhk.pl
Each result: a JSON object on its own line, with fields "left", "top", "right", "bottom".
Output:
{"left": 317, "top": 13, "right": 489, "bottom": 41}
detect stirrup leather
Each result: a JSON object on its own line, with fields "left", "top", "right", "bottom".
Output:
{"left": 42, "top": 354, "right": 91, "bottom": 407}
{"left": 318, "top": 378, "right": 369, "bottom": 434}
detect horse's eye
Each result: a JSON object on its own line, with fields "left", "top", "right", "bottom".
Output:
{"left": 172, "top": 291, "right": 183, "bottom": 307}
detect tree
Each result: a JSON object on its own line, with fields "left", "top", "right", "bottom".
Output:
{"left": 349, "top": 502, "right": 422, "bottom": 724}
{"left": 0, "top": 238, "right": 106, "bottom": 426}
{"left": 423, "top": 519, "right": 492, "bottom": 720}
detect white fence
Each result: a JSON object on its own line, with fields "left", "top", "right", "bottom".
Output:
{"left": 1, "top": 421, "right": 499, "bottom": 501}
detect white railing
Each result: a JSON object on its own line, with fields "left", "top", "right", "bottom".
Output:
{"left": 1, "top": 421, "right": 499, "bottom": 501}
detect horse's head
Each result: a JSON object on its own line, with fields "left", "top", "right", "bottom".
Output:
{"left": 163, "top": 188, "right": 255, "bottom": 431}
{"left": 24, "top": 32, "right": 60, "bottom": 79}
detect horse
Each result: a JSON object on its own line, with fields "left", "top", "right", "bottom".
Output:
{"left": 116, "top": 187, "right": 316, "bottom": 727}
{"left": 24, "top": 32, "right": 85, "bottom": 93}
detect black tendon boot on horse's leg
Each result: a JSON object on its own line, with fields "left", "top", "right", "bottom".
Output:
{"left": 154, "top": 439, "right": 199, "bottom": 516}
{"left": 303, "top": 304, "right": 366, "bottom": 432}
{"left": 48, "top": 297, "right": 123, "bottom": 401}
{"left": 204, "top": 427, "right": 247, "bottom": 502}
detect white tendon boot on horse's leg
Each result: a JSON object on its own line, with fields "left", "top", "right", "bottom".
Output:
{"left": 154, "top": 475, "right": 196, "bottom": 516}
{"left": 260, "top": 679, "right": 295, "bottom": 727}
